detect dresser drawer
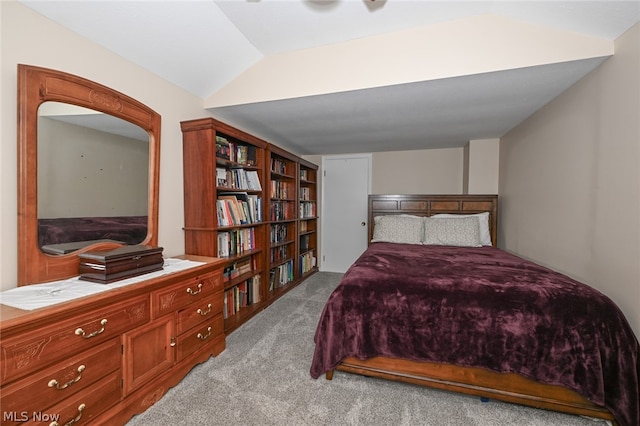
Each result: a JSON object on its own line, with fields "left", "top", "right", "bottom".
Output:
{"left": 3, "top": 370, "right": 120, "bottom": 426}
{"left": 175, "top": 294, "right": 223, "bottom": 335}
{"left": 1, "top": 294, "right": 148, "bottom": 383}
{"left": 152, "top": 273, "right": 222, "bottom": 318}
{"left": 176, "top": 315, "right": 223, "bottom": 361}
{"left": 1, "top": 338, "right": 120, "bottom": 417}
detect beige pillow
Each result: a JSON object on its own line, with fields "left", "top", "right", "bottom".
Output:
{"left": 371, "top": 215, "right": 423, "bottom": 245}
{"left": 431, "top": 212, "right": 492, "bottom": 246}
{"left": 422, "top": 216, "right": 482, "bottom": 247}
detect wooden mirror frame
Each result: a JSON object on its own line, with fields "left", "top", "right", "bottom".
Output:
{"left": 17, "top": 64, "right": 161, "bottom": 285}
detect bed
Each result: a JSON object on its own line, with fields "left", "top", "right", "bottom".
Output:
{"left": 310, "top": 194, "right": 639, "bottom": 426}
{"left": 38, "top": 216, "right": 148, "bottom": 252}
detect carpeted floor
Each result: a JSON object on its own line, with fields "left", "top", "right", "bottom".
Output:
{"left": 126, "top": 272, "right": 610, "bottom": 426}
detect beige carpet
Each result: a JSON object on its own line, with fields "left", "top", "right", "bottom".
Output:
{"left": 126, "top": 272, "right": 610, "bottom": 426}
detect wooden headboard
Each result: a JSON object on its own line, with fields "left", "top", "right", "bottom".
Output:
{"left": 368, "top": 194, "right": 498, "bottom": 247}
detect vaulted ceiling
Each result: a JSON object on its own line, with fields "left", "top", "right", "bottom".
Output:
{"left": 20, "top": 1, "right": 640, "bottom": 154}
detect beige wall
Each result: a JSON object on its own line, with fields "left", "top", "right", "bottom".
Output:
{"left": 38, "top": 118, "right": 149, "bottom": 218}
{"left": 0, "top": 2, "right": 217, "bottom": 290}
{"left": 499, "top": 23, "right": 639, "bottom": 336}
{"left": 372, "top": 148, "right": 463, "bottom": 194}
{"left": 465, "top": 138, "right": 500, "bottom": 194}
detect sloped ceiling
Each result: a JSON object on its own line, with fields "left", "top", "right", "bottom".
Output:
{"left": 19, "top": 0, "right": 640, "bottom": 154}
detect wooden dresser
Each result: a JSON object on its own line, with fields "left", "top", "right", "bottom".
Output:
{"left": 0, "top": 255, "right": 226, "bottom": 425}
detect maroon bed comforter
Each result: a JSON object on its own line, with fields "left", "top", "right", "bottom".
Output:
{"left": 38, "top": 216, "right": 148, "bottom": 246}
{"left": 310, "top": 242, "right": 639, "bottom": 426}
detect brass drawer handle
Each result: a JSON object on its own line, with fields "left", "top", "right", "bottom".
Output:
{"left": 75, "top": 319, "right": 107, "bottom": 339}
{"left": 197, "top": 326, "right": 212, "bottom": 340}
{"left": 186, "top": 282, "right": 203, "bottom": 295}
{"left": 196, "top": 304, "right": 212, "bottom": 316}
{"left": 48, "top": 365, "right": 86, "bottom": 390}
{"left": 50, "top": 403, "right": 85, "bottom": 426}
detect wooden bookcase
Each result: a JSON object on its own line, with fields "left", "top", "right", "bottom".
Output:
{"left": 181, "top": 118, "right": 318, "bottom": 335}
{"left": 266, "top": 145, "right": 298, "bottom": 297}
{"left": 298, "top": 158, "right": 319, "bottom": 279}
{"left": 181, "top": 118, "right": 267, "bottom": 334}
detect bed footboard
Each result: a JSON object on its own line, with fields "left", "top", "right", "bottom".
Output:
{"left": 330, "top": 357, "right": 615, "bottom": 424}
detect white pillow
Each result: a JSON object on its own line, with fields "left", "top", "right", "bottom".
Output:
{"left": 431, "top": 212, "right": 492, "bottom": 246}
{"left": 422, "top": 216, "right": 482, "bottom": 247}
{"left": 371, "top": 215, "right": 424, "bottom": 245}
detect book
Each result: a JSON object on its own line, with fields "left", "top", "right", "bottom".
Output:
{"left": 216, "top": 167, "right": 228, "bottom": 187}
{"left": 246, "top": 170, "right": 262, "bottom": 191}
{"left": 217, "top": 232, "right": 230, "bottom": 257}
{"left": 216, "top": 136, "right": 230, "bottom": 160}
{"left": 251, "top": 275, "right": 261, "bottom": 304}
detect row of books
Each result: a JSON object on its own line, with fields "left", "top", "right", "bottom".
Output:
{"left": 271, "top": 158, "right": 288, "bottom": 175}
{"left": 217, "top": 193, "right": 262, "bottom": 226}
{"left": 222, "top": 258, "right": 253, "bottom": 282}
{"left": 270, "top": 245, "right": 290, "bottom": 263}
{"left": 223, "top": 276, "right": 261, "bottom": 319}
{"left": 300, "top": 187, "right": 313, "bottom": 201}
{"left": 299, "top": 234, "right": 311, "bottom": 252}
{"left": 215, "top": 136, "right": 230, "bottom": 159}
{"left": 270, "top": 180, "right": 292, "bottom": 199}
{"left": 270, "top": 201, "right": 295, "bottom": 221}
{"left": 217, "top": 228, "right": 256, "bottom": 257}
{"left": 300, "top": 251, "right": 317, "bottom": 275}
{"left": 270, "top": 223, "right": 290, "bottom": 244}
{"left": 216, "top": 136, "right": 258, "bottom": 166}
{"left": 299, "top": 201, "right": 317, "bottom": 218}
{"left": 216, "top": 168, "right": 262, "bottom": 191}
{"left": 269, "top": 260, "right": 294, "bottom": 291}
{"left": 299, "top": 220, "right": 312, "bottom": 232}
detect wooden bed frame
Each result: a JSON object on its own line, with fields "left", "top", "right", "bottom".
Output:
{"left": 325, "top": 194, "right": 615, "bottom": 424}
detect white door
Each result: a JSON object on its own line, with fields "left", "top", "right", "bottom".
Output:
{"left": 321, "top": 154, "right": 371, "bottom": 273}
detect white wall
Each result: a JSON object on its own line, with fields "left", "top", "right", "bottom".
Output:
{"left": 0, "top": 2, "right": 217, "bottom": 290}
{"left": 499, "top": 23, "right": 640, "bottom": 337}
{"left": 372, "top": 148, "right": 463, "bottom": 194}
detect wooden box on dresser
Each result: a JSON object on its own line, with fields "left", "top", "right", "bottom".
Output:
{"left": 0, "top": 255, "right": 226, "bottom": 425}
{"left": 181, "top": 118, "right": 319, "bottom": 336}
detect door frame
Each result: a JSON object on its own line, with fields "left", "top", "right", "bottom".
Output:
{"left": 320, "top": 153, "right": 372, "bottom": 273}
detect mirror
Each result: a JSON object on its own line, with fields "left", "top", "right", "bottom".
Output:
{"left": 18, "top": 65, "right": 161, "bottom": 285}
{"left": 37, "top": 103, "right": 149, "bottom": 253}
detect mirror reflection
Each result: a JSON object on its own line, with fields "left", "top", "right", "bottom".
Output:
{"left": 37, "top": 102, "right": 150, "bottom": 255}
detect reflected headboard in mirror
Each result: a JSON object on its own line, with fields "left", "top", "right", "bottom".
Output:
{"left": 18, "top": 64, "right": 161, "bottom": 286}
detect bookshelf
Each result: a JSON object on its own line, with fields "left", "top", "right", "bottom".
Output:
{"left": 181, "top": 118, "right": 266, "bottom": 334}
{"left": 298, "top": 158, "right": 319, "bottom": 279}
{"left": 181, "top": 118, "right": 318, "bottom": 335}
{"left": 266, "top": 145, "right": 297, "bottom": 297}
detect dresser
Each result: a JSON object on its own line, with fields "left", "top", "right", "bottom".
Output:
{"left": 0, "top": 255, "right": 226, "bottom": 425}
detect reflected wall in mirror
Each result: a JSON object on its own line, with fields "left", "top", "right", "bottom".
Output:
{"left": 37, "top": 103, "right": 149, "bottom": 254}
{"left": 18, "top": 64, "right": 161, "bottom": 285}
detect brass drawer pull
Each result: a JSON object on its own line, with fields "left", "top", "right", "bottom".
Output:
{"left": 75, "top": 319, "right": 107, "bottom": 339}
{"left": 186, "top": 282, "right": 203, "bottom": 295}
{"left": 196, "top": 304, "right": 212, "bottom": 316}
{"left": 48, "top": 365, "right": 86, "bottom": 390}
{"left": 197, "top": 326, "right": 212, "bottom": 340}
{"left": 50, "top": 403, "right": 85, "bottom": 426}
